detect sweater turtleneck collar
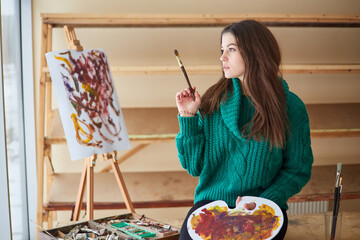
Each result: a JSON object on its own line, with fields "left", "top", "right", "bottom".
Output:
{"left": 219, "top": 78, "right": 244, "bottom": 141}
{"left": 219, "top": 77, "right": 290, "bottom": 141}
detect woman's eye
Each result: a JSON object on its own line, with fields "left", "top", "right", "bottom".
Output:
{"left": 229, "top": 48, "right": 236, "bottom": 52}
{"left": 220, "top": 49, "right": 224, "bottom": 54}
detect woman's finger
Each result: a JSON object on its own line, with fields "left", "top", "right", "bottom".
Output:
{"left": 235, "top": 196, "right": 241, "bottom": 207}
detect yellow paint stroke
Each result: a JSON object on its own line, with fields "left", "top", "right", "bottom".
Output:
{"left": 81, "top": 83, "right": 99, "bottom": 99}
{"left": 254, "top": 203, "right": 275, "bottom": 215}
{"left": 54, "top": 54, "right": 73, "bottom": 72}
{"left": 71, "top": 113, "right": 101, "bottom": 148}
{"left": 71, "top": 113, "right": 92, "bottom": 143}
{"left": 92, "top": 50, "right": 100, "bottom": 58}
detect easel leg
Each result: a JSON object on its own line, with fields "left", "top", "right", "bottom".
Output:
{"left": 36, "top": 22, "right": 49, "bottom": 240}
{"left": 111, "top": 159, "right": 135, "bottom": 213}
{"left": 72, "top": 159, "right": 88, "bottom": 221}
{"left": 47, "top": 211, "right": 53, "bottom": 229}
{"left": 87, "top": 157, "right": 95, "bottom": 220}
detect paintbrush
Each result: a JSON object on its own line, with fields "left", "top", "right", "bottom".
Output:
{"left": 174, "top": 49, "right": 196, "bottom": 101}
{"left": 30, "top": 220, "right": 58, "bottom": 240}
{"left": 330, "top": 163, "right": 342, "bottom": 240}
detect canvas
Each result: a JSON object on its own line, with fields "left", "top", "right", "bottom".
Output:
{"left": 45, "top": 49, "right": 131, "bottom": 160}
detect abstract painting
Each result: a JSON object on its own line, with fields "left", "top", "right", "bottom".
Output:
{"left": 187, "top": 197, "right": 283, "bottom": 240}
{"left": 46, "top": 49, "right": 130, "bottom": 160}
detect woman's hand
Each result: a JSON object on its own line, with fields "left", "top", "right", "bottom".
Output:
{"left": 236, "top": 196, "right": 256, "bottom": 210}
{"left": 176, "top": 87, "right": 201, "bottom": 117}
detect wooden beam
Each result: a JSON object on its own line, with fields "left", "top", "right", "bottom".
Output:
{"left": 41, "top": 13, "right": 360, "bottom": 28}
{"left": 44, "top": 64, "right": 360, "bottom": 77}
{"left": 101, "top": 143, "right": 150, "bottom": 172}
{"left": 44, "top": 200, "right": 195, "bottom": 211}
{"left": 36, "top": 23, "right": 48, "bottom": 237}
{"left": 43, "top": 191, "right": 360, "bottom": 211}
{"left": 72, "top": 160, "right": 88, "bottom": 221}
{"left": 86, "top": 156, "right": 95, "bottom": 220}
{"left": 44, "top": 128, "right": 360, "bottom": 146}
{"left": 288, "top": 192, "right": 360, "bottom": 202}
{"left": 63, "top": 25, "right": 83, "bottom": 51}
{"left": 310, "top": 129, "right": 360, "bottom": 138}
{"left": 110, "top": 157, "right": 135, "bottom": 213}
{"left": 281, "top": 64, "right": 360, "bottom": 74}
{"left": 44, "top": 135, "right": 176, "bottom": 145}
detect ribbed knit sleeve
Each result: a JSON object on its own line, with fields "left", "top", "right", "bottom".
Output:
{"left": 175, "top": 114, "right": 205, "bottom": 177}
{"left": 259, "top": 93, "right": 314, "bottom": 209}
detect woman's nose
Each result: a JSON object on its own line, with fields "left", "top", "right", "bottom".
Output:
{"left": 220, "top": 51, "right": 227, "bottom": 62}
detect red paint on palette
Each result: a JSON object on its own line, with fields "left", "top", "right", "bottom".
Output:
{"left": 187, "top": 197, "right": 283, "bottom": 240}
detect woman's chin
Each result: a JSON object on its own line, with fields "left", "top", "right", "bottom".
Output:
{"left": 224, "top": 73, "right": 233, "bottom": 79}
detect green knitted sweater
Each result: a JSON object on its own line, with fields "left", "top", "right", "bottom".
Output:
{"left": 176, "top": 78, "right": 313, "bottom": 210}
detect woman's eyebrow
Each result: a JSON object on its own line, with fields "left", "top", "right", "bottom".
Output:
{"left": 227, "top": 43, "right": 237, "bottom": 47}
{"left": 221, "top": 43, "right": 237, "bottom": 48}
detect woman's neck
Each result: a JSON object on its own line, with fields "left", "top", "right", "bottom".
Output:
{"left": 238, "top": 77, "right": 249, "bottom": 96}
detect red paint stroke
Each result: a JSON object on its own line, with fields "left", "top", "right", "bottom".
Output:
{"left": 190, "top": 204, "right": 280, "bottom": 240}
{"left": 54, "top": 50, "right": 122, "bottom": 148}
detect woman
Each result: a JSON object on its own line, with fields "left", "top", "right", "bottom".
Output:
{"left": 175, "top": 20, "right": 313, "bottom": 239}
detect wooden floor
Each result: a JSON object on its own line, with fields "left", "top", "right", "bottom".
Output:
{"left": 286, "top": 211, "right": 360, "bottom": 240}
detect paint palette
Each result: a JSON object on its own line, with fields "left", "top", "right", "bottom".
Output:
{"left": 187, "top": 196, "right": 284, "bottom": 240}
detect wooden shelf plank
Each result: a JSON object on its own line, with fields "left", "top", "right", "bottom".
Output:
{"left": 44, "top": 164, "right": 360, "bottom": 210}
{"left": 289, "top": 164, "right": 360, "bottom": 202}
{"left": 45, "top": 103, "right": 360, "bottom": 145}
{"left": 45, "top": 171, "right": 197, "bottom": 210}
{"left": 310, "top": 129, "right": 360, "bottom": 138}
{"left": 281, "top": 64, "right": 360, "bottom": 74}
{"left": 44, "top": 64, "right": 360, "bottom": 77}
{"left": 41, "top": 13, "right": 360, "bottom": 28}
{"left": 44, "top": 128, "right": 360, "bottom": 145}
{"left": 307, "top": 103, "right": 360, "bottom": 130}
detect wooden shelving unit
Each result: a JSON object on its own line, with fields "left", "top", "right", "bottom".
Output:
{"left": 36, "top": 13, "right": 360, "bottom": 234}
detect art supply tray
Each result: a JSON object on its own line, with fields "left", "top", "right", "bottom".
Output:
{"left": 39, "top": 213, "right": 180, "bottom": 240}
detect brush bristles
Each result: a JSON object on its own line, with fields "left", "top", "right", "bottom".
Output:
{"left": 174, "top": 49, "right": 179, "bottom": 56}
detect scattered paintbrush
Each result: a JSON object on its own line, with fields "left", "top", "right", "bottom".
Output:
{"left": 174, "top": 49, "right": 196, "bottom": 101}
{"left": 30, "top": 220, "right": 58, "bottom": 240}
{"left": 330, "top": 163, "right": 343, "bottom": 240}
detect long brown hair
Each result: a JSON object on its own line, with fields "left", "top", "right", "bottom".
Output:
{"left": 201, "top": 20, "right": 288, "bottom": 148}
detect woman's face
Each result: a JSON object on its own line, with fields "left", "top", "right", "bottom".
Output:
{"left": 220, "top": 32, "right": 245, "bottom": 80}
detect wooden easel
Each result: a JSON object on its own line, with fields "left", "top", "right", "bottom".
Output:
{"left": 63, "top": 26, "right": 135, "bottom": 220}
{"left": 38, "top": 25, "right": 135, "bottom": 226}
